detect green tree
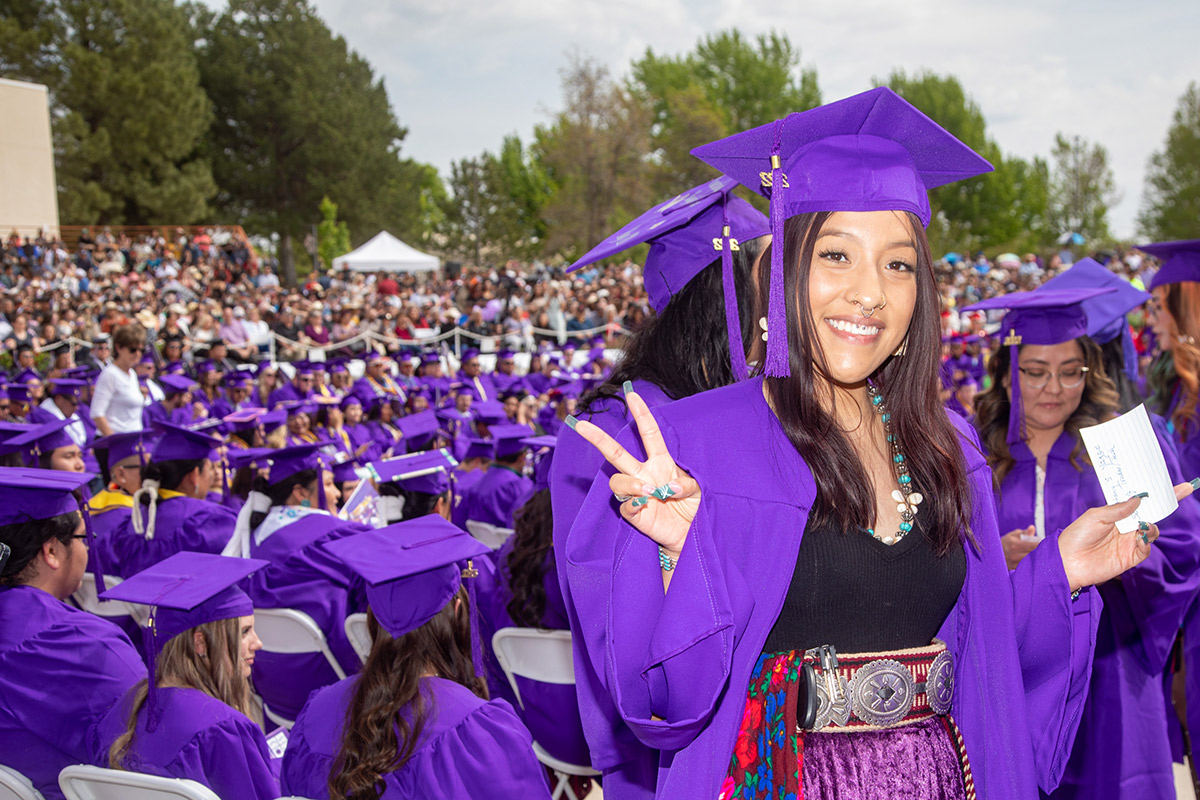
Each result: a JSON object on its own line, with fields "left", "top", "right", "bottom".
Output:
{"left": 316, "top": 195, "right": 351, "bottom": 269}
{"left": 880, "top": 70, "right": 1039, "bottom": 255}
{"left": 198, "top": 0, "right": 417, "bottom": 285}
{"left": 0, "top": 0, "right": 215, "bottom": 224}
{"left": 442, "top": 157, "right": 490, "bottom": 265}
{"left": 536, "top": 53, "right": 652, "bottom": 258}
{"left": 630, "top": 29, "right": 820, "bottom": 198}
{"left": 1139, "top": 82, "right": 1200, "bottom": 241}
{"left": 484, "top": 134, "right": 552, "bottom": 259}
{"left": 1048, "top": 132, "right": 1120, "bottom": 242}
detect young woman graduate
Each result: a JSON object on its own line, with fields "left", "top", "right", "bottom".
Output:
{"left": 549, "top": 177, "right": 770, "bottom": 796}
{"left": 281, "top": 516, "right": 552, "bottom": 800}
{"left": 107, "top": 422, "right": 237, "bottom": 577}
{"left": 564, "top": 87, "right": 1193, "bottom": 800}
{"left": 223, "top": 442, "right": 368, "bottom": 723}
{"left": 968, "top": 287, "right": 1200, "bottom": 799}
{"left": 0, "top": 468, "right": 146, "bottom": 800}
{"left": 456, "top": 423, "right": 536, "bottom": 530}
{"left": 93, "top": 551, "right": 280, "bottom": 800}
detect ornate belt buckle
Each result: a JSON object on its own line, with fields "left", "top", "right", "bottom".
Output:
{"left": 849, "top": 658, "right": 915, "bottom": 727}
{"left": 808, "top": 645, "right": 850, "bottom": 730}
{"left": 927, "top": 649, "right": 955, "bottom": 715}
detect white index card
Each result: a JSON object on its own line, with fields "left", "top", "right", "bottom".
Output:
{"left": 1079, "top": 404, "right": 1178, "bottom": 534}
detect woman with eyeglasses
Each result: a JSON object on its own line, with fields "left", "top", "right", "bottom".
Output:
{"left": 970, "top": 287, "right": 1200, "bottom": 799}
{"left": 90, "top": 324, "right": 147, "bottom": 435}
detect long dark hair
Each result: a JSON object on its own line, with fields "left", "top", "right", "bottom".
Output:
{"left": 249, "top": 469, "right": 318, "bottom": 530}
{"left": 505, "top": 489, "right": 553, "bottom": 628}
{"left": 581, "top": 238, "right": 763, "bottom": 412}
{"left": 330, "top": 598, "right": 485, "bottom": 800}
{"left": 140, "top": 458, "right": 205, "bottom": 501}
{"left": 764, "top": 211, "right": 972, "bottom": 556}
{"left": 974, "top": 336, "right": 1121, "bottom": 483}
{"left": 1097, "top": 336, "right": 1144, "bottom": 412}
{"left": 400, "top": 488, "right": 448, "bottom": 521}
{"left": 0, "top": 510, "right": 80, "bottom": 587}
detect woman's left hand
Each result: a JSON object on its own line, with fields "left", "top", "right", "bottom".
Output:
{"left": 1059, "top": 482, "right": 1196, "bottom": 591}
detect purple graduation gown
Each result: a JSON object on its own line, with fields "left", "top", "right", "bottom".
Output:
{"left": 458, "top": 373, "right": 498, "bottom": 403}
{"left": 93, "top": 687, "right": 279, "bottom": 800}
{"left": 108, "top": 496, "right": 237, "bottom": 577}
{"left": 0, "top": 585, "right": 146, "bottom": 800}
{"left": 459, "top": 465, "right": 535, "bottom": 529}
{"left": 281, "top": 675, "right": 552, "bottom": 799}
{"left": 551, "top": 380, "right": 670, "bottom": 798}
{"left": 995, "top": 427, "right": 1200, "bottom": 799}
{"left": 564, "top": 377, "right": 1101, "bottom": 799}
{"left": 476, "top": 535, "right": 591, "bottom": 766}
{"left": 246, "top": 510, "right": 369, "bottom": 722}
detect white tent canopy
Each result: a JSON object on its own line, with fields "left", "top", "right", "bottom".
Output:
{"left": 332, "top": 231, "right": 440, "bottom": 273}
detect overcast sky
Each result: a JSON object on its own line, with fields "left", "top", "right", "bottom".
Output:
{"left": 258, "top": 0, "right": 1199, "bottom": 240}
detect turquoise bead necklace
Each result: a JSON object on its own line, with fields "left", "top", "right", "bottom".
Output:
{"left": 865, "top": 382, "right": 922, "bottom": 545}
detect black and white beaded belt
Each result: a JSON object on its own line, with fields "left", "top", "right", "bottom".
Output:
{"left": 797, "top": 640, "right": 955, "bottom": 732}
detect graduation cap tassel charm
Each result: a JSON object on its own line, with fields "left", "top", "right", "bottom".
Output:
{"left": 764, "top": 137, "right": 790, "bottom": 378}
{"left": 464, "top": 560, "right": 486, "bottom": 680}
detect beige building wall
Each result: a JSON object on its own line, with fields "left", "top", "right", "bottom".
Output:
{"left": 0, "top": 78, "right": 59, "bottom": 239}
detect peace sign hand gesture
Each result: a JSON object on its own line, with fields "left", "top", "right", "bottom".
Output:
{"left": 569, "top": 387, "right": 700, "bottom": 557}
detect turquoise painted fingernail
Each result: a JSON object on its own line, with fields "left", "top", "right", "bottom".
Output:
{"left": 1139, "top": 520, "right": 1151, "bottom": 531}
{"left": 565, "top": 416, "right": 578, "bottom": 430}
{"left": 650, "top": 484, "right": 676, "bottom": 500}
{"left": 1141, "top": 533, "right": 1151, "bottom": 544}
{"left": 1134, "top": 492, "right": 1150, "bottom": 499}
{"left": 630, "top": 496, "right": 649, "bottom": 508}
{"left": 622, "top": 381, "right": 633, "bottom": 396}
{"left": 1190, "top": 478, "right": 1200, "bottom": 491}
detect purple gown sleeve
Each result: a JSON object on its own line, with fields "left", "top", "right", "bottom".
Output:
{"left": 187, "top": 715, "right": 281, "bottom": 800}
{"left": 1008, "top": 507, "right": 1102, "bottom": 789}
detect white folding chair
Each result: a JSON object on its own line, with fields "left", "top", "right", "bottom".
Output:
{"left": 72, "top": 574, "right": 151, "bottom": 625}
{"left": 0, "top": 765, "right": 45, "bottom": 800}
{"left": 491, "top": 628, "right": 599, "bottom": 800}
{"left": 344, "top": 612, "right": 372, "bottom": 664}
{"left": 466, "top": 519, "right": 516, "bottom": 550}
{"left": 253, "top": 608, "right": 348, "bottom": 728}
{"left": 58, "top": 764, "right": 218, "bottom": 800}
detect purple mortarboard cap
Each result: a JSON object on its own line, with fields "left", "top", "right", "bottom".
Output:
{"left": 396, "top": 409, "right": 439, "bottom": 448}
{"left": 194, "top": 360, "right": 218, "bottom": 375}
{"left": 0, "top": 421, "right": 32, "bottom": 442}
{"left": 421, "top": 352, "right": 442, "bottom": 366}
{"left": 963, "top": 287, "right": 1115, "bottom": 445}
{"left": 369, "top": 449, "right": 458, "bottom": 495}
{"left": 339, "top": 393, "right": 362, "bottom": 410}
{"left": 330, "top": 458, "right": 362, "bottom": 484}
{"left": 99, "top": 551, "right": 268, "bottom": 732}
{"left": 226, "top": 447, "right": 273, "bottom": 471}
{"left": 162, "top": 360, "right": 188, "bottom": 376}
{"left": 364, "top": 350, "right": 387, "bottom": 363}
{"left": 321, "top": 517, "right": 492, "bottom": 669}
{"left": 521, "top": 434, "right": 557, "bottom": 492}
{"left": 5, "top": 385, "right": 32, "bottom": 404}
{"left": 157, "top": 374, "right": 197, "bottom": 395}
{"left": 496, "top": 349, "right": 516, "bottom": 361}
{"left": 472, "top": 401, "right": 507, "bottom": 425}
{"left": 1040, "top": 257, "right": 1151, "bottom": 383}
{"left": 267, "top": 442, "right": 326, "bottom": 483}
{"left": 259, "top": 407, "right": 287, "bottom": 429}
{"left": 223, "top": 407, "right": 266, "bottom": 431}
{"left": 293, "top": 360, "right": 315, "bottom": 378}
{"left": 329, "top": 359, "right": 349, "bottom": 375}
{"left": 12, "top": 369, "right": 41, "bottom": 386}
{"left": 149, "top": 421, "right": 223, "bottom": 462}
{"left": 0, "top": 467, "right": 94, "bottom": 526}
{"left": 436, "top": 407, "right": 471, "bottom": 426}
{"left": 461, "top": 348, "right": 480, "bottom": 361}
{"left": 489, "top": 423, "right": 535, "bottom": 458}
{"left": 463, "top": 437, "right": 494, "bottom": 460}
{"left": 1136, "top": 239, "right": 1200, "bottom": 290}
{"left": 0, "top": 418, "right": 76, "bottom": 460}
{"left": 139, "top": 352, "right": 156, "bottom": 366}
{"left": 692, "top": 87, "right": 993, "bottom": 377}
{"left": 46, "top": 379, "right": 88, "bottom": 401}
{"left": 223, "top": 371, "right": 254, "bottom": 388}
{"left": 92, "top": 431, "right": 157, "bottom": 467}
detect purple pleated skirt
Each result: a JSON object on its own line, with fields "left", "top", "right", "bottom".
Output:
{"left": 720, "top": 651, "right": 970, "bottom": 800}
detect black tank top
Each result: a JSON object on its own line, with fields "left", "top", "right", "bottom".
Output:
{"left": 762, "top": 514, "right": 966, "bottom": 655}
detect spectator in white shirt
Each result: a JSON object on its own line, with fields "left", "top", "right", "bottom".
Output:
{"left": 91, "top": 324, "right": 146, "bottom": 435}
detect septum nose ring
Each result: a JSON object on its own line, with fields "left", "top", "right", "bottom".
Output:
{"left": 852, "top": 296, "right": 886, "bottom": 318}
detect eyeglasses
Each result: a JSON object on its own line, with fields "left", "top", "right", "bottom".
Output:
{"left": 1018, "top": 365, "right": 1089, "bottom": 390}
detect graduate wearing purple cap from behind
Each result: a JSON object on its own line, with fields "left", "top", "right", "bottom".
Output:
{"left": 551, "top": 177, "right": 771, "bottom": 795}
{"left": 224, "top": 442, "right": 368, "bottom": 722}
{"left": 0, "top": 468, "right": 146, "bottom": 800}
{"left": 91, "top": 552, "right": 279, "bottom": 800}
{"left": 965, "top": 287, "right": 1200, "bottom": 799}
{"left": 557, "top": 87, "right": 1163, "bottom": 800}
{"left": 107, "top": 423, "right": 237, "bottom": 577}
{"left": 458, "top": 424, "right": 536, "bottom": 530}
{"left": 282, "top": 517, "right": 551, "bottom": 800}
{"left": 368, "top": 449, "right": 457, "bottom": 526}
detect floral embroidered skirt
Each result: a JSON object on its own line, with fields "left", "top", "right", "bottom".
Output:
{"left": 719, "top": 651, "right": 970, "bottom": 800}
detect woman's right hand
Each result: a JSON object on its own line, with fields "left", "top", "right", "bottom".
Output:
{"left": 569, "top": 389, "right": 700, "bottom": 556}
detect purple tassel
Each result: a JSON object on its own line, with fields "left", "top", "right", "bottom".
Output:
{"left": 220, "top": 453, "right": 230, "bottom": 505}
{"left": 1006, "top": 340, "right": 1023, "bottom": 446}
{"left": 317, "top": 462, "right": 327, "bottom": 512}
{"left": 721, "top": 203, "right": 750, "bottom": 381}
{"left": 79, "top": 485, "right": 106, "bottom": 595}
{"left": 465, "top": 563, "right": 485, "bottom": 679}
{"left": 143, "top": 622, "right": 163, "bottom": 733}
{"left": 1121, "top": 324, "right": 1139, "bottom": 385}
{"left": 764, "top": 120, "right": 790, "bottom": 378}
